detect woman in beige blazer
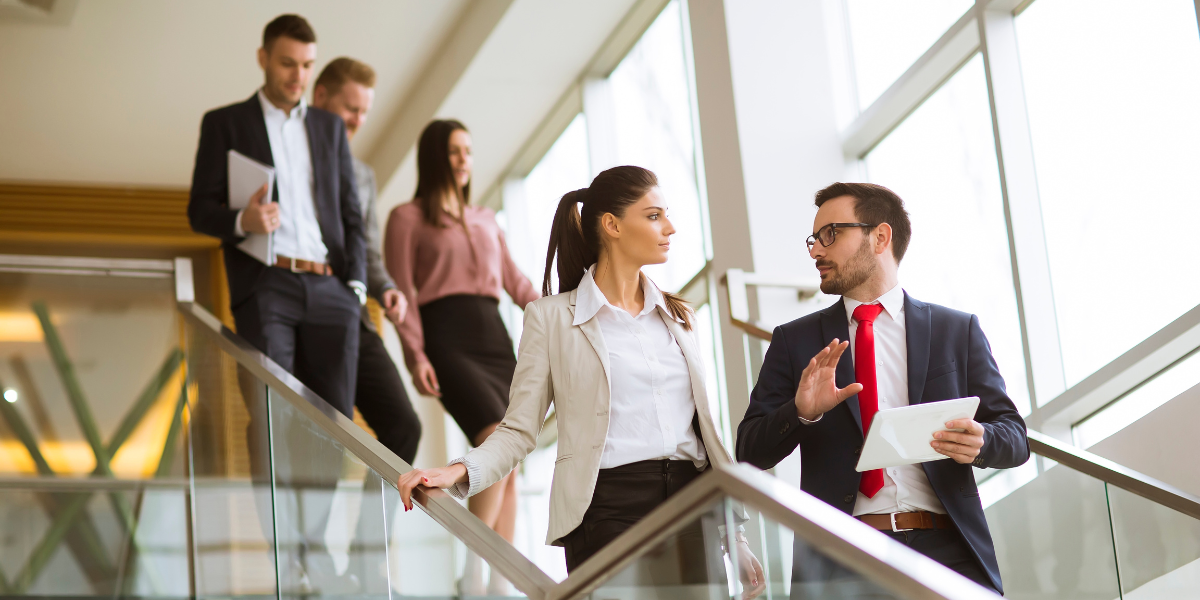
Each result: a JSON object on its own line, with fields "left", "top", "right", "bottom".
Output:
{"left": 398, "top": 166, "right": 762, "bottom": 592}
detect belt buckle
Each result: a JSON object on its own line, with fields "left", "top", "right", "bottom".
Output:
{"left": 289, "top": 256, "right": 302, "bottom": 273}
{"left": 890, "top": 513, "right": 912, "bottom": 533}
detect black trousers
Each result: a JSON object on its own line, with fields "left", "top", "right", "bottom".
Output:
{"left": 562, "top": 459, "right": 724, "bottom": 584}
{"left": 233, "top": 268, "right": 362, "bottom": 415}
{"left": 354, "top": 322, "right": 421, "bottom": 464}
{"left": 790, "top": 527, "right": 999, "bottom": 599}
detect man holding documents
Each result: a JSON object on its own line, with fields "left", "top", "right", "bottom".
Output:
{"left": 186, "top": 14, "right": 367, "bottom": 594}
{"left": 187, "top": 14, "right": 366, "bottom": 417}
{"left": 736, "top": 182, "right": 1028, "bottom": 596}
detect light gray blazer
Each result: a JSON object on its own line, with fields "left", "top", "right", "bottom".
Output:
{"left": 448, "top": 286, "right": 734, "bottom": 545}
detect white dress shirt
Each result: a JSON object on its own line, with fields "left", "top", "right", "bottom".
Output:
{"left": 574, "top": 267, "right": 707, "bottom": 469}
{"left": 844, "top": 283, "right": 947, "bottom": 516}
{"left": 234, "top": 90, "right": 329, "bottom": 264}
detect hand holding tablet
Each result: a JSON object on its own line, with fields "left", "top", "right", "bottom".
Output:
{"left": 856, "top": 397, "right": 981, "bottom": 472}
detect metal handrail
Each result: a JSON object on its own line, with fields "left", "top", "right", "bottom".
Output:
{"left": 550, "top": 464, "right": 1000, "bottom": 600}
{"left": 723, "top": 267, "right": 821, "bottom": 341}
{"left": 1028, "top": 430, "right": 1200, "bottom": 520}
{"left": 721, "top": 268, "right": 1200, "bottom": 522}
{"left": 175, "top": 301, "right": 559, "bottom": 600}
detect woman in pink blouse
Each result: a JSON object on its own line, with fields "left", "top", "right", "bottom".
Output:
{"left": 384, "top": 119, "right": 538, "bottom": 593}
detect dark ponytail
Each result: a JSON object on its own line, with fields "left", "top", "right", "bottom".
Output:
{"left": 542, "top": 166, "right": 693, "bottom": 329}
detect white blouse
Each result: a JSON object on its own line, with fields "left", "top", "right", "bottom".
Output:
{"left": 573, "top": 267, "right": 707, "bottom": 469}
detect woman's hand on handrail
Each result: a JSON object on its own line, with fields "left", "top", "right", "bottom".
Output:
{"left": 398, "top": 463, "right": 469, "bottom": 511}
{"left": 735, "top": 538, "right": 766, "bottom": 600}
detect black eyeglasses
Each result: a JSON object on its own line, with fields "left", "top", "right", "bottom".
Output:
{"left": 806, "top": 223, "right": 877, "bottom": 251}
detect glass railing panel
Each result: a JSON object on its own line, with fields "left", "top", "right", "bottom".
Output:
{"left": 184, "top": 317, "right": 279, "bottom": 599}
{"left": 0, "top": 268, "right": 182, "bottom": 481}
{"left": 1106, "top": 483, "right": 1200, "bottom": 598}
{"left": 268, "top": 387, "right": 531, "bottom": 599}
{"left": 586, "top": 498, "right": 746, "bottom": 600}
{"left": 984, "top": 462, "right": 1120, "bottom": 600}
{"left": 0, "top": 264, "right": 188, "bottom": 599}
{"left": 268, "top": 390, "right": 392, "bottom": 599}
{"left": 0, "top": 478, "right": 190, "bottom": 598}
{"left": 583, "top": 489, "right": 1000, "bottom": 600}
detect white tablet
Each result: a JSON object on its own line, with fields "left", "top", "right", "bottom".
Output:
{"left": 855, "top": 397, "right": 980, "bottom": 472}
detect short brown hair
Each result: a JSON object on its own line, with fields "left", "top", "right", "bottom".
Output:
{"left": 315, "top": 57, "right": 377, "bottom": 97}
{"left": 814, "top": 182, "right": 912, "bottom": 263}
{"left": 262, "top": 14, "right": 316, "bottom": 53}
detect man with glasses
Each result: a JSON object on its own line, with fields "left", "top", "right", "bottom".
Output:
{"left": 736, "top": 182, "right": 1028, "bottom": 596}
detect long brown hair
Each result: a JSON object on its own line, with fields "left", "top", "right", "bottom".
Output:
{"left": 543, "top": 166, "right": 692, "bottom": 329}
{"left": 413, "top": 119, "right": 470, "bottom": 227}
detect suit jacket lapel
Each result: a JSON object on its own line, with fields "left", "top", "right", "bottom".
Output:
{"left": 305, "top": 111, "right": 333, "bottom": 239}
{"left": 569, "top": 289, "right": 612, "bottom": 393}
{"left": 662, "top": 313, "right": 731, "bottom": 463}
{"left": 905, "top": 292, "right": 931, "bottom": 405}
{"left": 821, "top": 299, "right": 861, "bottom": 433}
{"left": 244, "top": 94, "right": 279, "bottom": 202}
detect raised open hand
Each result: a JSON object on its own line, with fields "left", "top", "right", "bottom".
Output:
{"left": 794, "top": 339, "right": 862, "bottom": 421}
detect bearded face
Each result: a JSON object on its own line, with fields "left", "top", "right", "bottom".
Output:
{"left": 817, "top": 233, "right": 877, "bottom": 296}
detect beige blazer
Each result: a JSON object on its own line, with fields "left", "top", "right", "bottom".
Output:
{"left": 448, "top": 286, "right": 734, "bottom": 545}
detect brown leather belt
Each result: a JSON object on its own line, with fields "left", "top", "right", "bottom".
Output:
{"left": 273, "top": 255, "right": 332, "bottom": 276}
{"left": 859, "top": 512, "right": 954, "bottom": 532}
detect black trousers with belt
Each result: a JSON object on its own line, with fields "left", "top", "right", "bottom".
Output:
{"left": 561, "top": 459, "right": 727, "bottom": 585}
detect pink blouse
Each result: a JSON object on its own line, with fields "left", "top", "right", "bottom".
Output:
{"left": 384, "top": 202, "right": 540, "bottom": 370}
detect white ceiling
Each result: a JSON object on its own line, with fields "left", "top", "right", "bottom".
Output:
{"left": 0, "top": 0, "right": 466, "bottom": 185}
{"left": 0, "top": 0, "right": 645, "bottom": 204}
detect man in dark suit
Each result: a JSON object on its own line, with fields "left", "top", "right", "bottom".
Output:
{"left": 187, "top": 15, "right": 366, "bottom": 594}
{"left": 188, "top": 14, "right": 366, "bottom": 415}
{"left": 736, "top": 182, "right": 1028, "bottom": 596}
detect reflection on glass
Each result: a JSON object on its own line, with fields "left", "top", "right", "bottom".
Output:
{"left": 743, "top": 504, "right": 888, "bottom": 600}
{"left": 864, "top": 54, "right": 1031, "bottom": 414}
{"left": 1107, "top": 483, "right": 1200, "bottom": 598}
{"left": 1016, "top": 0, "right": 1200, "bottom": 386}
{"left": 188, "top": 321, "right": 279, "bottom": 598}
{"left": 845, "top": 0, "right": 973, "bottom": 110}
{"left": 0, "top": 269, "right": 189, "bottom": 597}
{"left": 269, "top": 392, "right": 393, "bottom": 598}
{"left": 607, "top": 0, "right": 707, "bottom": 292}
{"left": 589, "top": 499, "right": 738, "bottom": 600}
{"left": 985, "top": 463, "right": 1120, "bottom": 599}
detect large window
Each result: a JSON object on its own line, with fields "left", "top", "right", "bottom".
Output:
{"left": 601, "top": 0, "right": 708, "bottom": 291}
{"left": 864, "top": 55, "right": 1031, "bottom": 414}
{"left": 845, "top": 0, "right": 972, "bottom": 110}
{"left": 1015, "top": 0, "right": 1200, "bottom": 386}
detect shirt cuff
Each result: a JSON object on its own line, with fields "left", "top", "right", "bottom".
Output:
{"left": 799, "top": 412, "right": 823, "bottom": 425}
{"left": 445, "top": 456, "right": 483, "bottom": 499}
{"left": 233, "top": 209, "right": 247, "bottom": 237}
{"left": 348, "top": 280, "right": 367, "bottom": 305}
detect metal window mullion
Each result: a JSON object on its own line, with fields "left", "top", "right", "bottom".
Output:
{"left": 976, "top": 0, "right": 1066, "bottom": 420}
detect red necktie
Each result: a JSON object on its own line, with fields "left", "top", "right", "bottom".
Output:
{"left": 853, "top": 303, "right": 886, "bottom": 498}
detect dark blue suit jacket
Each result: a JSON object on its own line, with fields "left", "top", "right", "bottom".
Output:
{"left": 187, "top": 93, "right": 365, "bottom": 307}
{"left": 736, "top": 292, "right": 1029, "bottom": 593}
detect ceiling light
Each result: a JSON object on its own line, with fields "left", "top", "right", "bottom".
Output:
{"left": 3, "top": 389, "right": 16, "bottom": 403}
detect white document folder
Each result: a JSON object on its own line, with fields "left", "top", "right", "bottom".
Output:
{"left": 227, "top": 150, "right": 275, "bottom": 265}
{"left": 855, "top": 397, "right": 980, "bottom": 472}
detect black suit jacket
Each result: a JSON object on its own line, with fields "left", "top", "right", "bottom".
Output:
{"left": 736, "top": 292, "right": 1029, "bottom": 593}
{"left": 188, "top": 93, "right": 365, "bottom": 307}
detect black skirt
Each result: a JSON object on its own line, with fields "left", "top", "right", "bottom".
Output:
{"left": 420, "top": 294, "right": 516, "bottom": 443}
